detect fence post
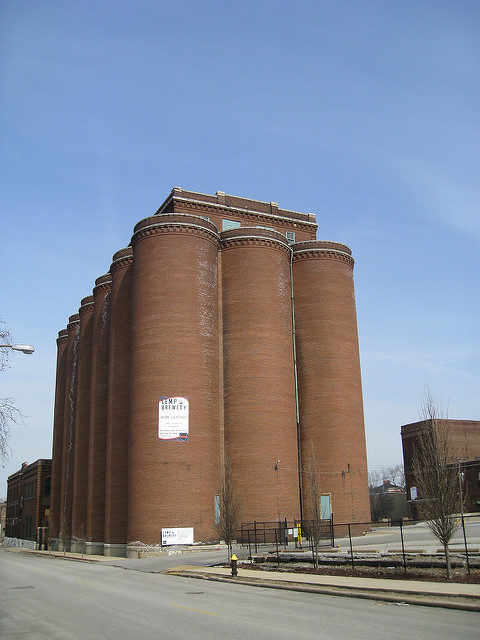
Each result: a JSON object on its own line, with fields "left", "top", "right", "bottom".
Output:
{"left": 284, "top": 517, "right": 288, "bottom": 550}
{"left": 254, "top": 521, "right": 257, "bottom": 554}
{"left": 399, "top": 518, "right": 407, "bottom": 572}
{"left": 331, "top": 513, "right": 334, "bottom": 547}
{"left": 247, "top": 530, "right": 252, "bottom": 563}
{"left": 348, "top": 524, "right": 354, "bottom": 571}
{"left": 461, "top": 514, "right": 470, "bottom": 574}
{"left": 275, "top": 529, "right": 280, "bottom": 566}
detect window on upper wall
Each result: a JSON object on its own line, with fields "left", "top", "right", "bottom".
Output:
{"left": 222, "top": 219, "right": 241, "bottom": 231}
{"left": 286, "top": 231, "right": 295, "bottom": 244}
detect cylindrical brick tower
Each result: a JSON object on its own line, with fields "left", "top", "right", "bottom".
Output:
{"left": 50, "top": 328, "right": 68, "bottom": 541}
{"left": 104, "top": 248, "right": 133, "bottom": 556}
{"left": 86, "top": 274, "right": 111, "bottom": 554}
{"left": 292, "top": 241, "right": 370, "bottom": 525}
{"left": 59, "top": 314, "right": 80, "bottom": 550}
{"left": 71, "top": 295, "right": 94, "bottom": 549}
{"left": 221, "top": 228, "right": 300, "bottom": 523}
{"left": 128, "top": 214, "right": 221, "bottom": 545}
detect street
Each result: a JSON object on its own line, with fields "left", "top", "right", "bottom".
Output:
{"left": 1, "top": 549, "right": 478, "bottom": 639}
{"left": 334, "top": 519, "right": 480, "bottom": 552}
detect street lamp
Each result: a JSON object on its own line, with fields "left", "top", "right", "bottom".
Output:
{"left": 0, "top": 343, "right": 35, "bottom": 355}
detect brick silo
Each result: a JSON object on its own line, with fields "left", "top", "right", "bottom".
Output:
{"left": 292, "top": 241, "right": 370, "bottom": 525}
{"left": 86, "top": 274, "right": 111, "bottom": 554}
{"left": 59, "top": 314, "right": 80, "bottom": 549}
{"left": 71, "top": 295, "right": 94, "bottom": 549}
{"left": 50, "top": 328, "right": 68, "bottom": 541}
{"left": 221, "top": 228, "right": 301, "bottom": 523}
{"left": 104, "top": 248, "right": 133, "bottom": 556}
{"left": 128, "top": 214, "right": 221, "bottom": 545}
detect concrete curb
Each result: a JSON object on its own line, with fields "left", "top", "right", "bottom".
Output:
{"left": 165, "top": 569, "right": 480, "bottom": 612}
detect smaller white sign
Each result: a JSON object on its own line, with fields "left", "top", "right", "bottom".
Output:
{"left": 410, "top": 486, "right": 417, "bottom": 500}
{"left": 161, "top": 527, "right": 194, "bottom": 546}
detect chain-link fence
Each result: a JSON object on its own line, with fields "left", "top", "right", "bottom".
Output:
{"left": 331, "top": 513, "right": 479, "bottom": 574}
{"left": 239, "top": 514, "right": 480, "bottom": 574}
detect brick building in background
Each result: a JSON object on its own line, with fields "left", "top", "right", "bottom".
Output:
{"left": 50, "top": 188, "right": 371, "bottom": 556}
{"left": 402, "top": 419, "right": 480, "bottom": 517}
{"left": 5, "top": 459, "right": 51, "bottom": 546}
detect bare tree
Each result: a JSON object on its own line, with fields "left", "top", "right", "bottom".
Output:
{"left": 0, "top": 320, "right": 25, "bottom": 464}
{"left": 368, "top": 469, "right": 383, "bottom": 489}
{"left": 303, "top": 449, "right": 324, "bottom": 569}
{"left": 384, "top": 464, "right": 405, "bottom": 489}
{"left": 0, "top": 397, "right": 24, "bottom": 463}
{"left": 214, "top": 463, "right": 241, "bottom": 561}
{"left": 412, "top": 392, "right": 460, "bottom": 578}
{"left": 0, "top": 320, "right": 13, "bottom": 372}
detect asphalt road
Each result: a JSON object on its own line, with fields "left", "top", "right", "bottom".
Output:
{"left": 1, "top": 549, "right": 479, "bottom": 640}
{"left": 334, "top": 520, "right": 480, "bottom": 550}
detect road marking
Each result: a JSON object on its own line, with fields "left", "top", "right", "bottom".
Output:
{"left": 171, "top": 604, "right": 217, "bottom": 616}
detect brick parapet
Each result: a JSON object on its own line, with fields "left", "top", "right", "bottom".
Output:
{"left": 93, "top": 274, "right": 112, "bottom": 297}
{"left": 56, "top": 329, "right": 68, "bottom": 345}
{"left": 156, "top": 188, "right": 318, "bottom": 232}
{"left": 132, "top": 214, "right": 219, "bottom": 248}
{"left": 111, "top": 247, "right": 133, "bottom": 273}
{"left": 292, "top": 242, "right": 354, "bottom": 268}
{"left": 79, "top": 296, "right": 94, "bottom": 315}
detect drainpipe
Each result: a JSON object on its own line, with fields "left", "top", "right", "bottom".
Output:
{"left": 290, "top": 249, "right": 303, "bottom": 524}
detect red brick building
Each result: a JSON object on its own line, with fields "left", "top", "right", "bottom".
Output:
{"left": 5, "top": 459, "right": 51, "bottom": 544}
{"left": 51, "top": 188, "right": 370, "bottom": 555}
{"left": 401, "top": 419, "right": 480, "bottom": 516}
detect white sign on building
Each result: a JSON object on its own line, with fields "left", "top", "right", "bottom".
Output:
{"left": 158, "top": 396, "right": 189, "bottom": 441}
{"left": 161, "top": 527, "right": 194, "bottom": 546}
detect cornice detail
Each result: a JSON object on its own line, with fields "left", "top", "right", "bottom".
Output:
{"left": 132, "top": 222, "right": 220, "bottom": 247}
{"left": 177, "top": 199, "right": 315, "bottom": 230}
{"left": 79, "top": 300, "right": 95, "bottom": 315}
{"left": 293, "top": 249, "right": 354, "bottom": 268}
{"left": 93, "top": 281, "right": 112, "bottom": 296}
{"left": 110, "top": 255, "right": 133, "bottom": 273}
{"left": 221, "top": 236, "right": 291, "bottom": 255}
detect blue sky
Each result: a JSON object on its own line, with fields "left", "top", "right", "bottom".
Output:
{"left": 1, "top": 1, "right": 479, "bottom": 496}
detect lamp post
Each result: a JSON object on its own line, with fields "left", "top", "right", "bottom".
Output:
{"left": 0, "top": 344, "right": 35, "bottom": 354}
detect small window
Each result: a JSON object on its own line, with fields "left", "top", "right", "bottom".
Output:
{"left": 286, "top": 231, "right": 295, "bottom": 244}
{"left": 222, "top": 219, "right": 241, "bottom": 231}
{"left": 214, "top": 495, "right": 220, "bottom": 524}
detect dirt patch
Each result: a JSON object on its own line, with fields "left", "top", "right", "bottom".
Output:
{"left": 239, "top": 562, "right": 480, "bottom": 584}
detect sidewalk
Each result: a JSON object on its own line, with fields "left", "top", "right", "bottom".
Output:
{"left": 4, "top": 547, "right": 112, "bottom": 562}
{"left": 165, "top": 564, "right": 480, "bottom": 611}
